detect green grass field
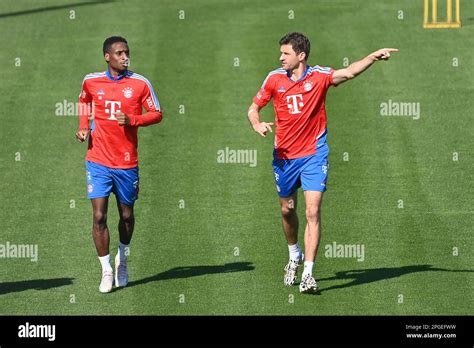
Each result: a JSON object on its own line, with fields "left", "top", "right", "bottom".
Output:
{"left": 0, "top": 0, "right": 473, "bottom": 315}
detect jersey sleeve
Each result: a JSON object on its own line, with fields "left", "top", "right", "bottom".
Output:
{"left": 252, "top": 73, "right": 275, "bottom": 108}
{"left": 313, "top": 65, "right": 335, "bottom": 90}
{"left": 78, "top": 78, "right": 92, "bottom": 129}
{"left": 128, "top": 79, "right": 162, "bottom": 127}
{"left": 141, "top": 80, "right": 161, "bottom": 112}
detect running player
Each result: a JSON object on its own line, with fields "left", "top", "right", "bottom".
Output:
{"left": 76, "top": 36, "right": 163, "bottom": 293}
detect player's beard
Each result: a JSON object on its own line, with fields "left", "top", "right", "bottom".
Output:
{"left": 288, "top": 60, "right": 304, "bottom": 72}
{"left": 282, "top": 62, "right": 295, "bottom": 71}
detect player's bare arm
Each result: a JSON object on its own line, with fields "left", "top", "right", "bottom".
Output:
{"left": 248, "top": 102, "right": 274, "bottom": 137}
{"left": 332, "top": 48, "right": 399, "bottom": 86}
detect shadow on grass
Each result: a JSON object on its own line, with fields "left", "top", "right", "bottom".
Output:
{"left": 317, "top": 264, "right": 473, "bottom": 294}
{"left": 127, "top": 262, "right": 255, "bottom": 288}
{"left": 0, "top": 278, "right": 74, "bottom": 295}
{"left": 0, "top": 0, "right": 114, "bottom": 19}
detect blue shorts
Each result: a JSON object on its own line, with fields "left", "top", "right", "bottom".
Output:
{"left": 85, "top": 161, "right": 139, "bottom": 206}
{"left": 272, "top": 143, "right": 329, "bottom": 198}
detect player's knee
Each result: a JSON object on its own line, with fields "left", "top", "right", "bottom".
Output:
{"left": 305, "top": 206, "right": 321, "bottom": 222}
{"left": 280, "top": 204, "right": 296, "bottom": 218}
{"left": 93, "top": 211, "right": 107, "bottom": 227}
{"left": 120, "top": 210, "right": 135, "bottom": 224}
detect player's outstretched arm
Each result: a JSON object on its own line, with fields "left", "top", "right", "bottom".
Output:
{"left": 248, "top": 102, "right": 274, "bottom": 137}
{"left": 332, "top": 48, "right": 399, "bottom": 86}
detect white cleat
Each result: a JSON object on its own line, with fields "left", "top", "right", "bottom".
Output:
{"left": 284, "top": 253, "right": 304, "bottom": 286}
{"left": 115, "top": 254, "right": 129, "bottom": 288}
{"left": 99, "top": 271, "right": 114, "bottom": 293}
{"left": 299, "top": 274, "right": 319, "bottom": 294}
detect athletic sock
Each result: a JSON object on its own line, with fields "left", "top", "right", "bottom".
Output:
{"left": 98, "top": 254, "right": 113, "bottom": 273}
{"left": 118, "top": 241, "right": 130, "bottom": 263}
{"left": 302, "top": 261, "right": 314, "bottom": 279}
{"left": 288, "top": 243, "right": 302, "bottom": 261}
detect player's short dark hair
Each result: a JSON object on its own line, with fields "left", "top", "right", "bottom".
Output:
{"left": 279, "top": 32, "right": 311, "bottom": 60}
{"left": 103, "top": 36, "right": 128, "bottom": 55}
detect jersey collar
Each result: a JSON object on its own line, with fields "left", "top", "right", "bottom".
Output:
{"left": 287, "top": 65, "right": 310, "bottom": 83}
{"left": 105, "top": 68, "right": 128, "bottom": 81}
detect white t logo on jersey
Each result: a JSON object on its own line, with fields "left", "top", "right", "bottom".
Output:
{"left": 286, "top": 94, "right": 304, "bottom": 114}
{"left": 105, "top": 100, "right": 121, "bottom": 120}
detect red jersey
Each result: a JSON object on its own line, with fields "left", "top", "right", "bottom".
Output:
{"left": 79, "top": 69, "right": 162, "bottom": 169}
{"left": 253, "top": 65, "right": 334, "bottom": 160}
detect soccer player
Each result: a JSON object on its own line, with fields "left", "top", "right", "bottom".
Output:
{"left": 75, "top": 36, "right": 162, "bottom": 293}
{"left": 248, "top": 32, "right": 397, "bottom": 293}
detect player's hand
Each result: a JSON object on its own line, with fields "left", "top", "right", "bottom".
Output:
{"left": 75, "top": 129, "right": 90, "bottom": 142}
{"left": 253, "top": 122, "right": 274, "bottom": 137}
{"left": 115, "top": 112, "right": 130, "bottom": 126}
{"left": 371, "top": 48, "right": 399, "bottom": 61}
